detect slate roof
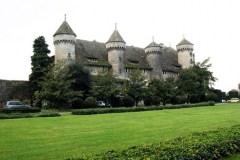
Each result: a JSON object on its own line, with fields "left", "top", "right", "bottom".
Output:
{"left": 145, "top": 41, "right": 160, "bottom": 48}
{"left": 53, "top": 21, "right": 76, "bottom": 36}
{"left": 107, "top": 30, "right": 125, "bottom": 43}
{"left": 176, "top": 38, "right": 193, "bottom": 46}
{"left": 75, "top": 39, "right": 180, "bottom": 72}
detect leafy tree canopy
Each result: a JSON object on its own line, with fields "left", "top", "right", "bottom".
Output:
{"left": 125, "top": 69, "right": 147, "bottom": 106}
{"left": 35, "top": 61, "right": 83, "bottom": 109}
{"left": 177, "top": 58, "right": 216, "bottom": 103}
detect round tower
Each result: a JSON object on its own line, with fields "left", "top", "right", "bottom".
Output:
{"left": 145, "top": 41, "right": 163, "bottom": 80}
{"left": 176, "top": 38, "right": 194, "bottom": 69}
{"left": 53, "top": 20, "right": 76, "bottom": 63}
{"left": 106, "top": 26, "right": 126, "bottom": 79}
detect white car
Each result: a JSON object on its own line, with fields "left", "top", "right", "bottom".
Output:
{"left": 4, "top": 101, "right": 31, "bottom": 109}
{"left": 97, "top": 101, "right": 106, "bottom": 107}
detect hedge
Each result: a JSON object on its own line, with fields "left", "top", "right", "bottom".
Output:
{"left": 0, "top": 113, "right": 33, "bottom": 119}
{"left": 68, "top": 124, "right": 240, "bottom": 160}
{"left": 72, "top": 106, "right": 164, "bottom": 115}
{"left": 0, "top": 108, "right": 41, "bottom": 114}
{"left": 37, "top": 112, "right": 61, "bottom": 117}
{"left": 72, "top": 101, "right": 215, "bottom": 115}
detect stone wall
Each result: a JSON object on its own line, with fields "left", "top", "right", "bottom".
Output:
{"left": 0, "top": 79, "right": 30, "bottom": 103}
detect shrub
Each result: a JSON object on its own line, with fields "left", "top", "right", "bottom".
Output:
{"left": 83, "top": 97, "right": 98, "bottom": 108}
{"left": 0, "top": 108, "right": 41, "bottom": 114}
{"left": 143, "top": 97, "right": 152, "bottom": 106}
{"left": 208, "top": 101, "right": 215, "bottom": 106}
{"left": 109, "top": 96, "right": 123, "bottom": 107}
{"left": 72, "top": 106, "right": 164, "bottom": 115}
{"left": 151, "top": 96, "right": 161, "bottom": 106}
{"left": 0, "top": 113, "right": 33, "bottom": 119}
{"left": 72, "top": 98, "right": 84, "bottom": 109}
{"left": 170, "top": 96, "right": 187, "bottom": 105}
{"left": 38, "top": 112, "right": 60, "bottom": 117}
{"left": 68, "top": 125, "right": 240, "bottom": 160}
{"left": 122, "top": 96, "right": 135, "bottom": 107}
{"left": 72, "top": 102, "right": 214, "bottom": 116}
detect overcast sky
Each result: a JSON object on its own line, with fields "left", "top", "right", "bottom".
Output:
{"left": 0, "top": 0, "right": 239, "bottom": 92}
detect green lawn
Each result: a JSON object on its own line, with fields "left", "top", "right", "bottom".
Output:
{"left": 0, "top": 104, "right": 240, "bottom": 160}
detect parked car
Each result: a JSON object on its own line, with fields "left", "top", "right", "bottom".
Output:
{"left": 227, "top": 98, "right": 240, "bottom": 103}
{"left": 4, "top": 101, "right": 31, "bottom": 109}
{"left": 97, "top": 101, "right": 106, "bottom": 107}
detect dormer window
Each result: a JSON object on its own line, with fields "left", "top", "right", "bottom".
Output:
{"left": 87, "top": 57, "right": 98, "bottom": 62}
{"left": 130, "top": 60, "right": 139, "bottom": 64}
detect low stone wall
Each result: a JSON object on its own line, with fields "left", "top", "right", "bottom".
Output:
{"left": 0, "top": 79, "right": 30, "bottom": 104}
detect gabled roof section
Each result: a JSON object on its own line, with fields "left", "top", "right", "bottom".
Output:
{"left": 145, "top": 41, "right": 160, "bottom": 48}
{"left": 176, "top": 38, "right": 193, "bottom": 46}
{"left": 107, "top": 30, "right": 125, "bottom": 43}
{"left": 53, "top": 21, "right": 76, "bottom": 36}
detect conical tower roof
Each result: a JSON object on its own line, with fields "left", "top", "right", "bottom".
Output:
{"left": 53, "top": 21, "right": 76, "bottom": 36}
{"left": 176, "top": 38, "right": 193, "bottom": 46}
{"left": 107, "top": 29, "right": 125, "bottom": 43}
{"left": 145, "top": 41, "right": 160, "bottom": 48}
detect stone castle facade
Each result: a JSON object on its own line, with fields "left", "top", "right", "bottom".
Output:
{"left": 53, "top": 20, "right": 195, "bottom": 80}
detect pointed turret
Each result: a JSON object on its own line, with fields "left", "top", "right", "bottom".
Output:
{"left": 53, "top": 21, "right": 76, "bottom": 36}
{"left": 145, "top": 39, "right": 163, "bottom": 80}
{"left": 53, "top": 19, "right": 76, "bottom": 63}
{"left": 176, "top": 38, "right": 194, "bottom": 69}
{"left": 106, "top": 25, "right": 126, "bottom": 79}
{"left": 176, "top": 38, "right": 193, "bottom": 46}
{"left": 145, "top": 41, "right": 161, "bottom": 54}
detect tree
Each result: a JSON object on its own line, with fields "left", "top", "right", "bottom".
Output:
{"left": 148, "top": 77, "right": 177, "bottom": 106}
{"left": 177, "top": 58, "right": 216, "bottom": 103}
{"left": 68, "top": 62, "right": 91, "bottom": 98}
{"left": 35, "top": 62, "right": 83, "bottom": 109}
{"left": 228, "top": 89, "right": 239, "bottom": 99}
{"left": 91, "top": 72, "right": 121, "bottom": 106}
{"left": 29, "top": 36, "right": 53, "bottom": 106}
{"left": 125, "top": 69, "right": 147, "bottom": 106}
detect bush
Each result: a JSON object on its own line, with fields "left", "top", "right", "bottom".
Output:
{"left": 38, "top": 112, "right": 60, "bottom": 117}
{"left": 72, "top": 98, "right": 84, "bottom": 109}
{"left": 170, "top": 96, "right": 187, "bottom": 105}
{"left": 208, "top": 101, "right": 215, "bottom": 106}
{"left": 122, "top": 96, "right": 135, "bottom": 107}
{"left": 143, "top": 97, "right": 152, "bottom": 106}
{"left": 72, "top": 102, "right": 214, "bottom": 116}
{"left": 0, "top": 108, "right": 41, "bottom": 114}
{"left": 83, "top": 97, "right": 98, "bottom": 108}
{"left": 151, "top": 96, "right": 161, "bottom": 106}
{"left": 144, "top": 96, "right": 160, "bottom": 106}
{"left": 109, "top": 96, "right": 123, "bottom": 107}
{"left": 0, "top": 113, "right": 33, "bottom": 119}
{"left": 163, "top": 101, "right": 215, "bottom": 109}
{"left": 72, "top": 106, "right": 164, "bottom": 115}
{"left": 68, "top": 125, "right": 240, "bottom": 160}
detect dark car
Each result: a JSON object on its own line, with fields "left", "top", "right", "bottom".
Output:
{"left": 4, "top": 101, "right": 31, "bottom": 109}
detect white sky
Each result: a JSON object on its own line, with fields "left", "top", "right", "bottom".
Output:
{"left": 0, "top": 0, "right": 239, "bottom": 93}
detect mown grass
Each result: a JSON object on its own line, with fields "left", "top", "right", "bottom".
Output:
{"left": 0, "top": 103, "right": 240, "bottom": 160}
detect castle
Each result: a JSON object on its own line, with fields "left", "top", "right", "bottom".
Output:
{"left": 53, "top": 20, "right": 195, "bottom": 80}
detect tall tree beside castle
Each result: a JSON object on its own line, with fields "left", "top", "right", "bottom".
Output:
{"left": 29, "top": 36, "right": 53, "bottom": 106}
{"left": 177, "top": 58, "right": 216, "bottom": 103}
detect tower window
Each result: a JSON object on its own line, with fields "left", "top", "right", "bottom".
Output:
{"left": 68, "top": 53, "right": 71, "bottom": 59}
{"left": 119, "top": 57, "right": 122, "bottom": 62}
{"left": 119, "top": 69, "right": 122, "bottom": 73}
{"left": 190, "top": 52, "right": 192, "bottom": 56}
